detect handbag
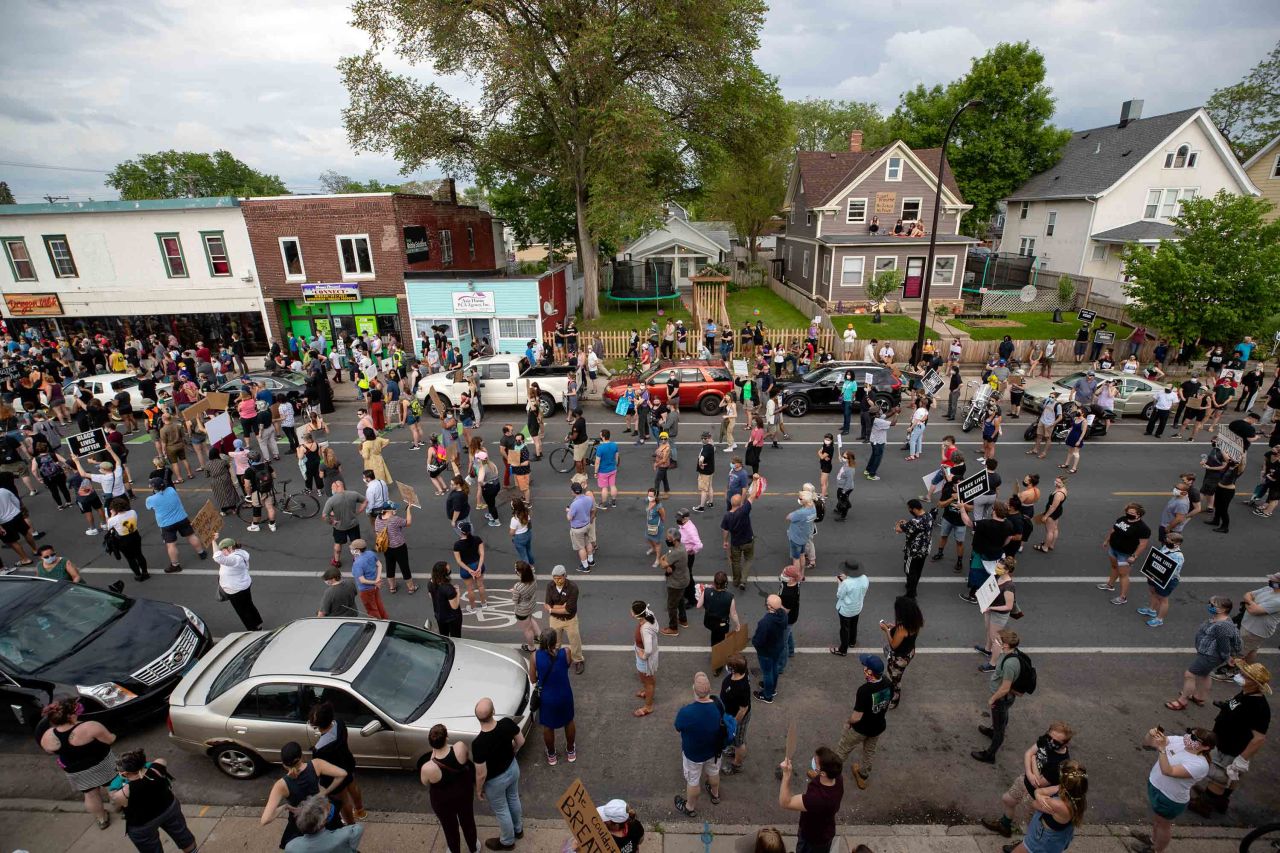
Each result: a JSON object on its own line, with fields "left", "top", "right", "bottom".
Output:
{"left": 614, "top": 397, "right": 629, "bottom": 416}
{"left": 374, "top": 526, "right": 391, "bottom": 553}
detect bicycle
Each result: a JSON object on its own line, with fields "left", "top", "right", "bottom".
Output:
{"left": 1241, "top": 823, "right": 1280, "bottom": 852}
{"left": 235, "top": 479, "right": 321, "bottom": 523}
{"left": 548, "top": 439, "right": 598, "bottom": 474}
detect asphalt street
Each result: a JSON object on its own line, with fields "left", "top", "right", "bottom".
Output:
{"left": 2, "top": 392, "right": 1276, "bottom": 829}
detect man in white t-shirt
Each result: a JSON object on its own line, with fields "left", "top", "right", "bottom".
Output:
{"left": 862, "top": 339, "right": 876, "bottom": 364}
{"left": 842, "top": 325, "right": 858, "bottom": 359}
{"left": 1239, "top": 572, "right": 1280, "bottom": 663}
{"left": 878, "top": 344, "right": 895, "bottom": 366}
{"left": 1143, "top": 727, "right": 1214, "bottom": 853}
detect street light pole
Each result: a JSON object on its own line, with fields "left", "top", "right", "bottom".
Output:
{"left": 914, "top": 98, "right": 983, "bottom": 365}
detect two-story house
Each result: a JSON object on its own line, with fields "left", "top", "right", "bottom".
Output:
{"left": 1000, "top": 100, "right": 1259, "bottom": 300}
{"left": 1241, "top": 133, "right": 1280, "bottom": 222}
{"left": 617, "top": 201, "right": 735, "bottom": 290}
{"left": 777, "top": 131, "right": 977, "bottom": 308}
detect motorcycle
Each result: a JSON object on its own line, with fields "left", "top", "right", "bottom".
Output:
{"left": 960, "top": 382, "right": 993, "bottom": 433}
{"left": 1022, "top": 402, "right": 1113, "bottom": 441}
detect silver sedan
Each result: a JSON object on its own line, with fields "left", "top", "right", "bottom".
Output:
{"left": 1019, "top": 369, "right": 1160, "bottom": 418}
{"left": 168, "top": 618, "right": 533, "bottom": 778}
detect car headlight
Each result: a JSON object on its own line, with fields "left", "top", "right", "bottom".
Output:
{"left": 182, "top": 606, "right": 206, "bottom": 635}
{"left": 77, "top": 682, "right": 138, "bottom": 708}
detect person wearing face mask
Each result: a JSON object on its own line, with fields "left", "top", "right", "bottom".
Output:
{"left": 834, "top": 654, "right": 891, "bottom": 790}
{"left": 1137, "top": 533, "right": 1184, "bottom": 628}
{"left": 980, "top": 721, "right": 1074, "bottom": 839}
{"left": 1096, "top": 502, "right": 1151, "bottom": 606}
{"left": 673, "top": 672, "right": 724, "bottom": 818}
{"left": 1165, "top": 596, "right": 1241, "bottom": 711}
{"left": 778, "top": 747, "right": 844, "bottom": 853}
{"left": 1145, "top": 384, "right": 1179, "bottom": 437}
{"left": 775, "top": 566, "right": 801, "bottom": 675}
{"left": 1187, "top": 661, "right": 1272, "bottom": 818}
{"left": 1136, "top": 727, "right": 1215, "bottom": 853}
{"left": 35, "top": 543, "right": 83, "bottom": 583}
{"left": 546, "top": 565, "right": 585, "bottom": 674}
{"left": 1157, "top": 482, "right": 1191, "bottom": 546}
{"left": 751, "top": 594, "right": 788, "bottom": 703}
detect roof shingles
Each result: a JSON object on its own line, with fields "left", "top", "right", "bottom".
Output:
{"left": 794, "top": 145, "right": 961, "bottom": 207}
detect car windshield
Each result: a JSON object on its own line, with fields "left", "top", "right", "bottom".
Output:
{"left": 800, "top": 368, "right": 832, "bottom": 382}
{"left": 208, "top": 631, "right": 275, "bottom": 701}
{"left": 109, "top": 377, "right": 139, "bottom": 393}
{"left": 0, "top": 584, "right": 127, "bottom": 673}
{"left": 352, "top": 622, "right": 451, "bottom": 723}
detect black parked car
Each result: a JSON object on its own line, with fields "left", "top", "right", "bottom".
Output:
{"left": 0, "top": 576, "right": 211, "bottom": 730}
{"left": 217, "top": 370, "right": 310, "bottom": 402}
{"left": 777, "top": 362, "right": 919, "bottom": 418}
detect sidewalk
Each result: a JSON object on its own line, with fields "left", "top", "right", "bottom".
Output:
{"left": 0, "top": 799, "right": 1251, "bottom": 853}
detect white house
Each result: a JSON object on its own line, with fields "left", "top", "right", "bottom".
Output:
{"left": 0, "top": 197, "right": 270, "bottom": 347}
{"left": 617, "top": 201, "right": 735, "bottom": 290}
{"left": 1000, "top": 100, "right": 1260, "bottom": 300}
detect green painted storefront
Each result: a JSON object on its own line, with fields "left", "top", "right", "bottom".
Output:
{"left": 279, "top": 297, "right": 401, "bottom": 347}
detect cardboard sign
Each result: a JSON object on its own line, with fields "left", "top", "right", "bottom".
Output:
{"left": 1077, "top": 309, "right": 1097, "bottom": 324}
{"left": 1217, "top": 430, "right": 1246, "bottom": 462}
{"left": 397, "top": 481, "right": 421, "bottom": 509}
{"left": 67, "top": 428, "right": 107, "bottom": 458}
{"left": 921, "top": 369, "right": 943, "bottom": 396}
{"left": 191, "top": 499, "right": 223, "bottom": 549}
{"left": 1094, "top": 330, "right": 1115, "bottom": 344}
{"left": 732, "top": 359, "right": 748, "bottom": 377}
{"left": 205, "top": 392, "right": 230, "bottom": 410}
{"left": 956, "top": 469, "right": 990, "bottom": 504}
{"left": 874, "top": 191, "right": 896, "bottom": 214}
{"left": 711, "top": 623, "right": 749, "bottom": 671}
{"left": 180, "top": 397, "right": 212, "bottom": 423}
{"left": 556, "top": 779, "right": 620, "bottom": 853}
{"left": 428, "top": 386, "right": 446, "bottom": 416}
{"left": 1141, "top": 548, "right": 1181, "bottom": 588}
{"left": 976, "top": 574, "right": 1001, "bottom": 612}
{"left": 205, "top": 412, "right": 233, "bottom": 446}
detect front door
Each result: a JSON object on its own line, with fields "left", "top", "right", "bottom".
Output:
{"left": 903, "top": 257, "right": 926, "bottom": 299}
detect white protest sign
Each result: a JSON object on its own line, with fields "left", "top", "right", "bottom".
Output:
{"left": 977, "top": 574, "right": 1001, "bottom": 612}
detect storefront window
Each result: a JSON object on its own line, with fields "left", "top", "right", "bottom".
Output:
{"left": 497, "top": 318, "right": 537, "bottom": 339}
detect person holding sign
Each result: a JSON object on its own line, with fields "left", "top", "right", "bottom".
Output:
{"left": 978, "top": 558, "right": 1017, "bottom": 672}
{"left": 1136, "top": 533, "right": 1184, "bottom": 628}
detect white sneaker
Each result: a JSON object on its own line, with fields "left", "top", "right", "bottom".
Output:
{"left": 464, "top": 605, "right": 476, "bottom": 615}
{"left": 246, "top": 524, "right": 261, "bottom": 532}
{"left": 84, "top": 528, "right": 99, "bottom": 536}
{"left": 268, "top": 523, "right": 277, "bottom": 532}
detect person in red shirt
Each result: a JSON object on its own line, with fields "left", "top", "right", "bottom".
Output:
{"left": 778, "top": 747, "right": 844, "bottom": 853}
{"left": 194, "top": 341, "right": 212, "bottom": 364}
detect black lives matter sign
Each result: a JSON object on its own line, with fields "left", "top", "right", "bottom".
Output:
{"left": 67, "top": 428, "right": 107, "bottom": 458}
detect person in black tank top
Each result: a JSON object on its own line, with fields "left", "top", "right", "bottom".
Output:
{"left": 310, "top": 702, "right": 365, "bottom": 824}
{"left": 110, "top": 748, "right": 197, "bottom": 852}
{"left": 702, "top": 572, "right": 739, "bottom": 673}
{"left": 1034, "top": 477, "right": 1069, "bottom": 553}
{"left": 419, "top": 724, "right": 478, "bottom": 853}
{"left": 38, "top": 696, "right": 119, "bottom": 829}
{"left": 260, "top": 741, "right": 347, "bottom": 849}
{"left": 880, "top": 596, "right": 924, "bottom": 710}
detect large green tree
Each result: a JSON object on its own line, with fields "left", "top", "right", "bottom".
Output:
{"left": 1122, "top": 191, "right": 1280, "bottom": 344}
{"left": 317, "top": 169, "right": 401, "bottom": 193}
{"left": 1206, "top": 40, "right": 1280, "bottom": 161}
{"left": 105, "top": 150, "right": 288, "bottom": 199}
{"left": 339, "top": 0, "right": 766, "bottom": 318}
{"left": 788, "top": 98, "right": 888, "bottom": 152}
{"left": 482, "top": 170, "right": 577, "bottom": 255}
{"left": 886, "top": 42, "right": 1070, "bottom": 236}
{"left": 0, "top": 182, "right": 14, "bottom": 205}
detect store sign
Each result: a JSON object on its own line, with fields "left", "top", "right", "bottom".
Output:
{"left": 4, "top": 293, "right": 63, "bottom": 317}
{"left": 452, "top": 290, "right": 496, "bottom": 314}
{"left": 301, "top": 283, "right": 361, "bottom": 303}
{"left": 404, "top": 225, "right": 431, "bottom": 264}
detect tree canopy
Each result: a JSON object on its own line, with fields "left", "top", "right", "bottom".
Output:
{"left": 339, "top": 0, "right": 767, "bottom": 318}
{"left": 1206, "top": 40, "right": 1280, "bottom": 161}
{"left": 0, "top": 182, "right": 14, "bottom": 205}
{"left": 1122, "top": 191, "right": 1280, "bottom": 344}
{"left": 788, "top": 98, "right": 889, "bottom": 152}
{"left": 887, "top": 42, "right": 1070, "bottom": 236}
{"left": 105, "top": 150, "right": 288, "bottom": 199}
{"left": 317, "top": 170, "right": 401, "bottom": 194}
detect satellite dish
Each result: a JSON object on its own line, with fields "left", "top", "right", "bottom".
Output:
{"left": 542, "top": 300, "right": 558, "bottom": 316}
{"left": 1019, "top": 285, "right": 1037, "bottom": 303}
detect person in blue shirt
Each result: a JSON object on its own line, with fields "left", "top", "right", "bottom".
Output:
{"left": 524, "top": 341, "right": 537, "bottom": 365}
{"left": 673, "top": 672, "right": 723, "bottom": 818}
{"left": 1234, "top": 337, "right": 1256, "bottom": 365}
{"left": 143, "top": 478, "right": 207, "bottom": 573}
{"left": 593, "top": 429, "right": 619, "bottom": 509}
{"left": 350, "top": 538, "right": 388, "bottom": 619}
{"left": 840, "top": 371, "right": 858, "bottom": 436}
{"left": 786, "top": 497, "right": 818, "bottom": 576}
{"left": 752, "top": 595, "right": 788, "bottom": 703}
{"left": 725, "top": 459, "right": 749, "bottom": 504}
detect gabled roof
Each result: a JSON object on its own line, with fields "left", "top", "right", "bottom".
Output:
{"left": 791, "top": 144, "right": 963, "bottom": 208}
{"left": 1242, "top": 133, "right": 1280, "bottom": 170}
{"left": 620, "top": 215, "right": 732, "bottom": 259}
{"left": 1007, "top": 108, "right": 1204, "bottom": 201}
{"left": 1090, "top": 221, "right": 1179, "bottom": 243}
{"left": 688, "top": 221, "right": 735, "bottom": 253}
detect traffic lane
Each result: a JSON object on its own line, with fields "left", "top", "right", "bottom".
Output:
{"left": 0, "top": 650, "right": 1272, "bottom": 828}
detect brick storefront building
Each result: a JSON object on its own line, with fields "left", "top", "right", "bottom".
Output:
{"left": 242, "top": 183, "right": 503, "bottom": 345}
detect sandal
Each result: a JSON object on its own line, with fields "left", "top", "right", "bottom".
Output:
{"left": 15, "top": 560, "right": 33, "bottom": 567}
{"left": 703, "top": 780, "right": 721, "bottom": 805}
{"left": 633, "top": 706, "right": 654, "bottom": 717}
{"left": 1164, "top": 698, "right": 1188, "bottom": 711}
{"left": 674, "top": 795, "right": 697, "bottom": 818}
{"left": 388, "top": 584, "right": 398, "bottom": 594}
{"left": 1033, "top": 544, "right": 1052, "bottom": 553}
{"left": 96, "top": 814, "right": 111, "bottom": 830}
{"left": 1057, "top": 464, "right": 1070, "bottom": 469}
{"left": 1188, "top": 697, "right": 1205, "bottom": 706}
{"left": 407, "top": 584, "right": 418, "bottom": 594}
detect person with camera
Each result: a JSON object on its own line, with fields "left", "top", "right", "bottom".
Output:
{"left": 896, "top": 498, "right": 934, "bottom": 599}
{"left": 1135, "top": 727, "right": 1215, "bottom": 853}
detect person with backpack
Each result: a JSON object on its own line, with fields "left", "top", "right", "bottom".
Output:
{"left": 109, "top": 747, "right": 198, "bottom": 853}
{"left": 241, "top": 450, "right": 278, "bottom": 533}
{"left": 31, "top": 443, "right": 72, "bottom": 509}
{"left": 834, "top": 654, "right": 892, "bottom": 790}
{"left": 673, "top": 671, "right": 728, "bottom": 818}
{"left": 973, "top": 629, "right": 1036, "bottom": 763}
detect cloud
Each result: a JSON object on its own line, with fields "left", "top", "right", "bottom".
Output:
{"left": 0, "top": 95, "right": 61, "bottom": 125}
{"left": 834, "top": 27, "right": 987, "bottom": 108}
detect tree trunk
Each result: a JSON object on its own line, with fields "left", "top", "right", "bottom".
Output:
{"left": 575, "top": 178, "right": 600, "bottom": 320}
{"left": 747, "top": 232, "right": 758, "bottom": 265}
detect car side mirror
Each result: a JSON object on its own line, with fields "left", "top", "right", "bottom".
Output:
{"left": 647, "top": 378, "right": 656, "bottom": 386}
{"left": 360, "top": 719, "right": 385, "bottom": 737}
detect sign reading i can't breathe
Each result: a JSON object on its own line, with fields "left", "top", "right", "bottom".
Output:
{"left": 67, "top": 428, "right": 107, "bottom": 458}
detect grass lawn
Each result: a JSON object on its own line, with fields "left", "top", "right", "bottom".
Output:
{"left": 947, "top": 311, "right": 1132, "bottom": 341}
{"left": 830, "top": 314, "right": 939, "bottom": 340}
{"left": 725, "top": 287, "right": 809, "bottom": 327}
{"left": 578, "top": 297, "right": 692, "bottom": 332}
{"left": 579, "top": 285, "right": 809, "bottom": 332}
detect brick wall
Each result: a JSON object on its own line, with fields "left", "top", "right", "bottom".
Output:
{"left": 394, "top": 195, "right": 498, "bottom": 272}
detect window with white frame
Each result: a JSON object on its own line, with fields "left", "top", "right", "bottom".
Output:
{"left": 1019, "top": 201, "right": 1029, "bottom": 219}
{"left": 885, "top": 156, "right": 903, "bottom": 181}
{"left": 805, "top": 210, "right": 813, "bottom": 226}
{"left": 43, "top": 235, "right": 77, "bottom": 278}
{"left": 1046, "top": 211, "right": 1057, "bottom": 236}
{"left": 1091, "top": 243, "right": 1108, "bottom": 262}
{"left": 1144, "top": 189, "right": 1162, "bottom": 219}
{"left": 279, "top": 237, "right": 305, "bottom": 280}
{"left": 1018, "top": 237, "right": 1036, "bottom": 257}
{"left": 201, "top": 231, "right": 231, "bottom": 276}
{"left": 498, "top": 318, "right": 537, "bottom": 339}
{"left": 1164, "top": 144, "right": 1198, "bottom": 168}
{"left": 932, "top": 256, "right": 956, "bottom": 285}
{"left": 467, "top": 226, "right": 476, "bottom": 260}
{"left": 337, "top": 234, "right": 374, "bottom": 277}
{"left": 2, "top": 238, "right": 37, "bottom": 281}
{"left": 874, "top": 256, "right": 897, "bottom": 274}
{"left": 789, "top": 209, "right": 795, "bottom": 225}
{"left": 1273, "top": 153, "right": 1280, "bottom": 178}
{"left": 155, "top": 233, "right": 187, "bottom": 278}
{"left": 1159, "top": 188, "right": 1197, "bottom": 219}
{"left": 801, "top": 250, "right": 810, "bottom": 278}
{"left": 840, "top": 256, "right": 865, "bottom": 286}
{"left": 901, "top": 198, "right": 922, "bottom": 221}
{"left": 440, "top": 230, "right": 454, "bottom": 265}
{"left": 845, "top": 198, "right": 867, "bottom": 224}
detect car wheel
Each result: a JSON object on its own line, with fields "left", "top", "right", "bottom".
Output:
{"left": 1140, "top": 402, "right": 1155, "bottom": 420}
{"left": 698, "top": 394, "right": 722, "bottom": 416}
{"left": 872, "top": 394, "right": 894, "bottom": 411}
{"left": 786, "top": 396, "right": 809, "bottom": 418}
{"left": 212, "top": 744, "right": 266, "bottom": 779}
{"left": 539, "top": 392, "right": 557, "bottom": 418}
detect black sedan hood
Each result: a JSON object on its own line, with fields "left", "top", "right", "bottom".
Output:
{"left": 36, "top": 598, "right": 187, "bottom": 686}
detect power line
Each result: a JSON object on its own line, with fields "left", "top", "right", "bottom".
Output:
{"left": 0, "top": 159, "right": 111, "bottom": 174}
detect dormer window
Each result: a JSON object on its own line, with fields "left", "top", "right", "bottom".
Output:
{"left": 886, "top": 156, "right": 903, "bottom": 181}
{"left": 1164, "top": 144, "right": 1197, "bottom": 169}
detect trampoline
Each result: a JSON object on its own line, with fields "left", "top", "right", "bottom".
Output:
{"left": 605, "top": 259, "right": 681, "bottom": 312}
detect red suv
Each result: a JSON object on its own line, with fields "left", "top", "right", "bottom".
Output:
{"left": 603, "top": 360, "right": 734, "bottom": 415}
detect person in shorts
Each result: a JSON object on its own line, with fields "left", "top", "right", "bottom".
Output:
{"left": 673, "top": 672, "right": 723, "bottom": 817}
{"left": 0, "top": 485, "right": 43, "bottom": 566}
{"left": 71, "top": 474, "right": 108, "bottom": 536}
{"left": 1141, "top": 727, "right": 1214, "bottom": 853}
{"left": 144, "top": 477, "right": 208, "bottom": 573}
{"left": 719, "top": 654, "right": 751, "bottom": 775}
{"left": 594, "top": 429, "right": 619, "bottom": 509}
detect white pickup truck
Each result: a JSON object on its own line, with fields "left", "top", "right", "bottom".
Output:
{"left": 415, "top": 353, "right": 576, "bottom": 417}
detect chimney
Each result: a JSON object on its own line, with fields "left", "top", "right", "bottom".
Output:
{"left": 849, "top": 130, "right": 863, "bottom": 153}
{"left": 1118, "top": 99, "right": 1143, "bottom": 129}
{"left": 437, "top": 177, "right": 457, "bottom": 205}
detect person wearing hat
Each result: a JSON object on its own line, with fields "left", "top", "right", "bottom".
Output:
{"left": 546, "top": 565, "right": 585, "bottom": 673}
{"left": 242, "top": 449, "right": 278, "bottom": 533}
{"left": 214, "top": 537, "right": 262, "bottom": 630}
{"left": 1071, "top": 371, "right": 1099, "bottom": 408}
{"left": 842, "top": 323, "right": 858, "bottom": 360}
{"left": 591, "top": 799, "right": 643, "bottom": 853}
{"left": 1238, "top": 573, "right": 1280, "bottom": 664}
{"left": 1186, "top": 660, "right": 1273, "bottom": 818}
{"left": 835, "top": 653, "right": 891, "bottom": 789}
{"left": 1031, "top": 391, "right": 1063, "bottom": 459}
{"left": 652, "top": 432, "right": 672, "bottom": 497}
{"left": 830, "top": 561, "right": 869, "bottom": 657}
{"left": 350, "top": 537, "right": 388, "bottom": 619}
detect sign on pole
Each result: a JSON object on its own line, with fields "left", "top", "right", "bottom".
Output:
{"left": 956, "top": 469, "right": 990, "bottom": 504}
{"left": 711, "top": 624, "right": 749, "bottom": 672}
{"left": 976, "top": 574, "right": 1001, "bottom": 612}
{"left": 397, "top": 481, "right": 421, "bottom": 509}
{"left": 557, "top": 779, "right": 620, "bottom": 853}
{"left": 67, "top": 428, "right": 108, "bottom": 458}
{"left": 191, "top": 499, "right": 224, "bottom": 549}
{"left": 1076, "top": 309, "right": 1097, "bottom": 324}
{"left": 921, "top": 369, "right": 944, "bottom": 396}
{"left": 1141, "top": 548, "right": 1181, "bottom": 588}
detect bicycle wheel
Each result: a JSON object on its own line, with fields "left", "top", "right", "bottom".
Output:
{"left": 1241, "top": 823, "right": 1280, "bottom": 852}
{"left": 283, "top": 491, "right": 320, "bottom": 519}
{"left": 235, "top": 500, "right": 255, "bottom": 524}
{"left": 548, "top": 446, "right": 574, "bottom": 474}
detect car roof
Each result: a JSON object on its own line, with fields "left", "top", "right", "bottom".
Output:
{"left": 249, "top": 618, "right": 386, "bottom": 681}
{"left": 74, "top": 373, "right": 136, "bottom": 383}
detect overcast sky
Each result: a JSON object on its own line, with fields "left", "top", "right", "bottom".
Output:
{"left": 1, "top": 0, "right": 1276, "bottom": 203}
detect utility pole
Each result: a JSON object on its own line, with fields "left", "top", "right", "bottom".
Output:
{"left": 42, "top": 194, "right": 68, "bottom": 204}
